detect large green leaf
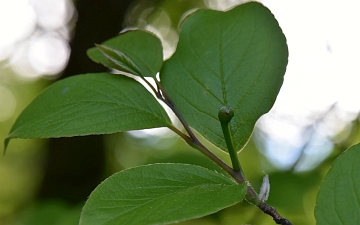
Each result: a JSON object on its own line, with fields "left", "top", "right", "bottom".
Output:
{"left": 161, "top": 2, "right": 288, "bottom": 152}
{"left": 80, "top": 163, "right": 246, "bottom": 225}
{"left": 315, "top": 143, "right": 360, "bottom": 225}
{"left": 87, "top": 30, "right": 163, "bottom": 78}
{"left": 5, "top": 73, "right": 171, "bottom": 149}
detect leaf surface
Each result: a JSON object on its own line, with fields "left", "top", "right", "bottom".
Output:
{"left": 5, "top": 73, "right": 170, "bottom": 148}
{"left": 315, "top": 143, "right": 360, "bottom": 225}
{"left": 79, "top": 163, "right": 246, "bottom": 225}
{"left": 161, "top": 2, "right": 288, "bottom": 152}
{"left": 87, "top": 30, "right": 163, "bottom": 77}
{"left": 95, "top": 44, "right": 142, "bottom": 76}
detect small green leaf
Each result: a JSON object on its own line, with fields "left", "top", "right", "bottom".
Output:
{"left": 79, "top": 163, "right": 246, "bottom": 225}
{"left": 87, "top": 30, "right": 163, "bottom": 78}
{"left": 5, "top": 73, "right": 171, "bottom": 149}
{"left": 161, "top": 2, "right": 288, "bottom": 152}
{"left": 95, "top": 44, "right": 142, "bottom": 76}
{"left": 315, "top": 143, "right": 360, "bottom": 225}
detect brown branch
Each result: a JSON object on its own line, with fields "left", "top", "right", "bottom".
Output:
{"left": 259, "top": 202, "right": 293, "bottom": 225}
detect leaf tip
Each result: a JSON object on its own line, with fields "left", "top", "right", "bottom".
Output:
{"left": 86, "top": 45, "right": 97, "bottom": 58}
{"left": 3, "top": 137, "right": 10, "bottom": 155}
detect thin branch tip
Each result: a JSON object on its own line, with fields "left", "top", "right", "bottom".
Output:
{"left": 259, "top": 203, "right": 293, "bottom": 225}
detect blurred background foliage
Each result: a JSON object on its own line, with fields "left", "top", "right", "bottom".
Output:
{"left": 1, "top": 0, "right": 359, "bottom": 224}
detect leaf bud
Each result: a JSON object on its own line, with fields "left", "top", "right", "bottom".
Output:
{"left": 218, "top": 106, "right": 234, "bottom": 124}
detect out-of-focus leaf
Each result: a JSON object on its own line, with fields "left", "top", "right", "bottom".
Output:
{"left": 266, "top": 171, "right": 321, "bottom": 213}
{"left": 18, "top": 200, "right": 81, "bottom": 225}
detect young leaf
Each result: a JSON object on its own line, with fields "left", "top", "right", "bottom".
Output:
{"left": 87, "top": 30, "right": 163, "bottom": 78}
{"left": 79, "top": 163, "right": 246, "bottom": 225}
{"left": 259, "top": 174, "right": 270, "bottom": 203}
{"left": 315, "top": 143, "right": 360, "bottom": 225}
{"left": 161, "top": 2, "right": 288, "bottom": 152}
{"left": 5, "top": 73, "right": 171, "bottom": 149}
{"left": 95, "top": 44, "right": 142, "bottom": 76}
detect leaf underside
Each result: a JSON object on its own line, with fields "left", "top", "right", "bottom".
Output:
{"left": 315, "top": 143, "right": 360, "bottom": 225}
{"left": 79, "top": 163, "right": 246, "bottom": 225}
{"left": 161, "top": 2, "right": 288, "bottom": 152}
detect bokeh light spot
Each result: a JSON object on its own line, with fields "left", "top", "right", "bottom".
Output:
{"left": 0, "top": 86, "right": 17, "bottom": 122}
{"left": 0, "top": 0, "right": 36, "bottom": 60}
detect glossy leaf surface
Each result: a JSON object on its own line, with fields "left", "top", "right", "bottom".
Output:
{"left": 315, "top": 143, "right": 360, "bottom": 224}
{"left": 87, "top": 30, "right": 163, "bottom": 77}
{"left": 161, "top": 2, "right": 288, "bottom": 152}
{"left": 80, "top": 163, "right": 246, "bottom": 225}
{"left": 5, "top": 73, "right": 171, "bottom": 148}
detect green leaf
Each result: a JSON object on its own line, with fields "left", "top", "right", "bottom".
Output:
{"left": 95, "top": 44, "right": 143, "bottom": 76}
{"left": 5, "top": 73, "right": 171, "bottom": 149}
{"left": 161, "top": 2, "right": 288, "bottom": 152}
{"left": 315, "top": 143, "right": 360, "bottom": 225}
{"left": 87, "top": 30, "right": 163, "bottom": 78}
{"left": 79, "top": 163, "right": 246, "bottom": 225}
{"left": 18, "top": 200, "right": 81, "bottom": 225}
